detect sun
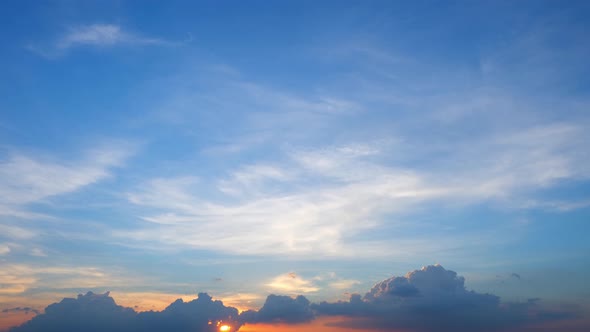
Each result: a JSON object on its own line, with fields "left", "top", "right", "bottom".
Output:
{"left": 219, "top": 325, "right": 231, "bottom": 332}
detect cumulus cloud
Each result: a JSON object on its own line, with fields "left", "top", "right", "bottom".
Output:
{"left": 136, "top": 293, "right": 240, "bottom": 332}
{"left": 8, "top": 266, "right": 582, "bottom": 332}
{"left": 10, "top": 292, "right": 240, "bottom": 332}
{"left": 239, "top": 295, "right": 314, "bottom": 324}
{"left": 313, "top": 265, "right": 577, "bottom": 332}
{"left": 10, "top": 292, "right": 136, "bottom": 332}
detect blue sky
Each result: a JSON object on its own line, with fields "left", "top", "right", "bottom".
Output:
{"left": 1, "top": 1, "right": 590, "bottom": 330}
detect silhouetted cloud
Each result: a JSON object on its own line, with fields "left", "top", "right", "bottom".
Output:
{"left": 314, "top": 265, "right": 576, "bottom": 332}
{"left": 240, "top": 295, "right": 314, "bottom": 324}
{"left": 136, "top": 293, "right": 240, "bottom": 332}
{"left": 10, "top": 292, "right": 136, "bottom": 332}
{"left": 9, "top": 266, "right": 581, "bottom": 332}
{"left": 1, "top": 308, "right": 39, "bottom": 315}
{"left": 10, "top": 292, "right": 239, "bottom": 332}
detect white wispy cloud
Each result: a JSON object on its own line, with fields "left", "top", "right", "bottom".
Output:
{"left": 217, "top": 164, "right": 294, "bottom": 197}
{"left": 116, "top": 27, "right": 590, "bottom": 258}
{"left": 121, "top": 142, "right": 449, "bottom": 256}
{"left": 0, "top": 263, "right": 131, "bottom": 300}
{"left": 0, "top": 143, "right": 136, "bottom": 218}
{"left": 0, "top": 224, "right": 37, "bottom": 240}
{"left": 29, "top": 24, "right": 171, "bottom": 57}
{"left": 121, "top": 119, "right": 590, "bottom": 257}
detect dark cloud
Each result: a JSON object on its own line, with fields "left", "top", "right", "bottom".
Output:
{"left": 314, "top": 265, "right": 576, "bottom": 332}
{"left": 1, "top": 308, "right": 40, "bottom": 315}
{"left": 137, "top": 293, "right": 240, "bottom": 331}
{"left": 10, "top": 292, "right": 136, "bottom": 332}
{"left": 511, "top": 273, "right": 521, "bottom": 280}
{"left": 240, "top": 294, "right": 314, "bottom": 324}
{"left": 8, "top": 266, "right": 583, "bottom": 332}
{"left": 10, "top": 292, "right": 240, "bottom": 332}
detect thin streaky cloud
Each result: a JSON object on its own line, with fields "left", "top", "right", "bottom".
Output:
{"left": 28, "top": 24, "right": 172, "bottom": 58}
{"left": 0, "top": 143, "right": 135, "bottom": 205}
{"left": 121, "top": 120, "right": 590, "bottom": 257}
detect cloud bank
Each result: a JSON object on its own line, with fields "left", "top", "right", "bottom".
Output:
{"left": 10, "top": 292, "right": 240, "bottom": 332}
{"left": 313, "top": 265, "right": 577, "bottom": 332}
{"left": 239, "top": 295, "right": 314, "bottom": 324}
{"left": 9, "top": 266, "right": 581, "bottom": 332}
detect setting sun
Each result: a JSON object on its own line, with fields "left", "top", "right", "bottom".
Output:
{"left": 219, "top": 325, "right": 231, "bottom": 332}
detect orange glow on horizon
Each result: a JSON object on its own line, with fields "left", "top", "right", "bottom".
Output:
{"left": 219, "top": 325, "right": 231, "bottom": 331}
{"left": 0, "top": 311, "right": 35, "bottom": 332}
{"left": 236, "top": 317, "right": 381, "bottom": 332}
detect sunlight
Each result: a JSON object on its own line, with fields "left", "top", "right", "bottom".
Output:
{"left": 219, "top": 325, "right": 231, "bottom": 331}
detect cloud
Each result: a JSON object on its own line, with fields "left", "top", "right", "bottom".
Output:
{"left": 115, "top": 41, "right": 590, "bottom": 259}
{"left": 29, "top": 249, "right": 46, "bottom": 258}
{"left": 121, "top": 117, "right": 590, "bottom": 259}
{"left": 0, "top": 264, "right": 122, "bottom": 296}
{"left": 217, "top": 164, "right": 293, "bottom": 197}
{"left": 313, "top": 265, "right": 577, "bottom": 332}
{"left": 328, "top": 279, "right": 361, "bottom": 290}
{"left": 10, "top": 292, "right": 136, "bottom": 332}
{"left": 11, "top": 292, "right": 240, "bottom": 332}
{"left": 1, "top": 308, "right": 39, "bottom": 316}
{"left": 8, "top": 266, "right": 583, "bottom": 332}
{"left": 0, "top": 245, "right": 10, "bottom": 256}
{"left": 239, "top": 294, "right": 314, "bottom": 324}
{"left": 136, "top": 293, "right": 240, "bottom": 332}
{"left": 0, "top": 143, "right": 135, "bottom": 218}
{"left": 267, "top": 273, "right": 319, "bottom": 294}
{"left": 122, "top": 142, "right": 452, "bottom": 257}
{"left": 28, "top": 24, "right": 170, "bottom": 57}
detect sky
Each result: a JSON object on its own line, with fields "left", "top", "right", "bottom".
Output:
{"left": 1, "top": 1, "right": 590, "bottom": 331}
